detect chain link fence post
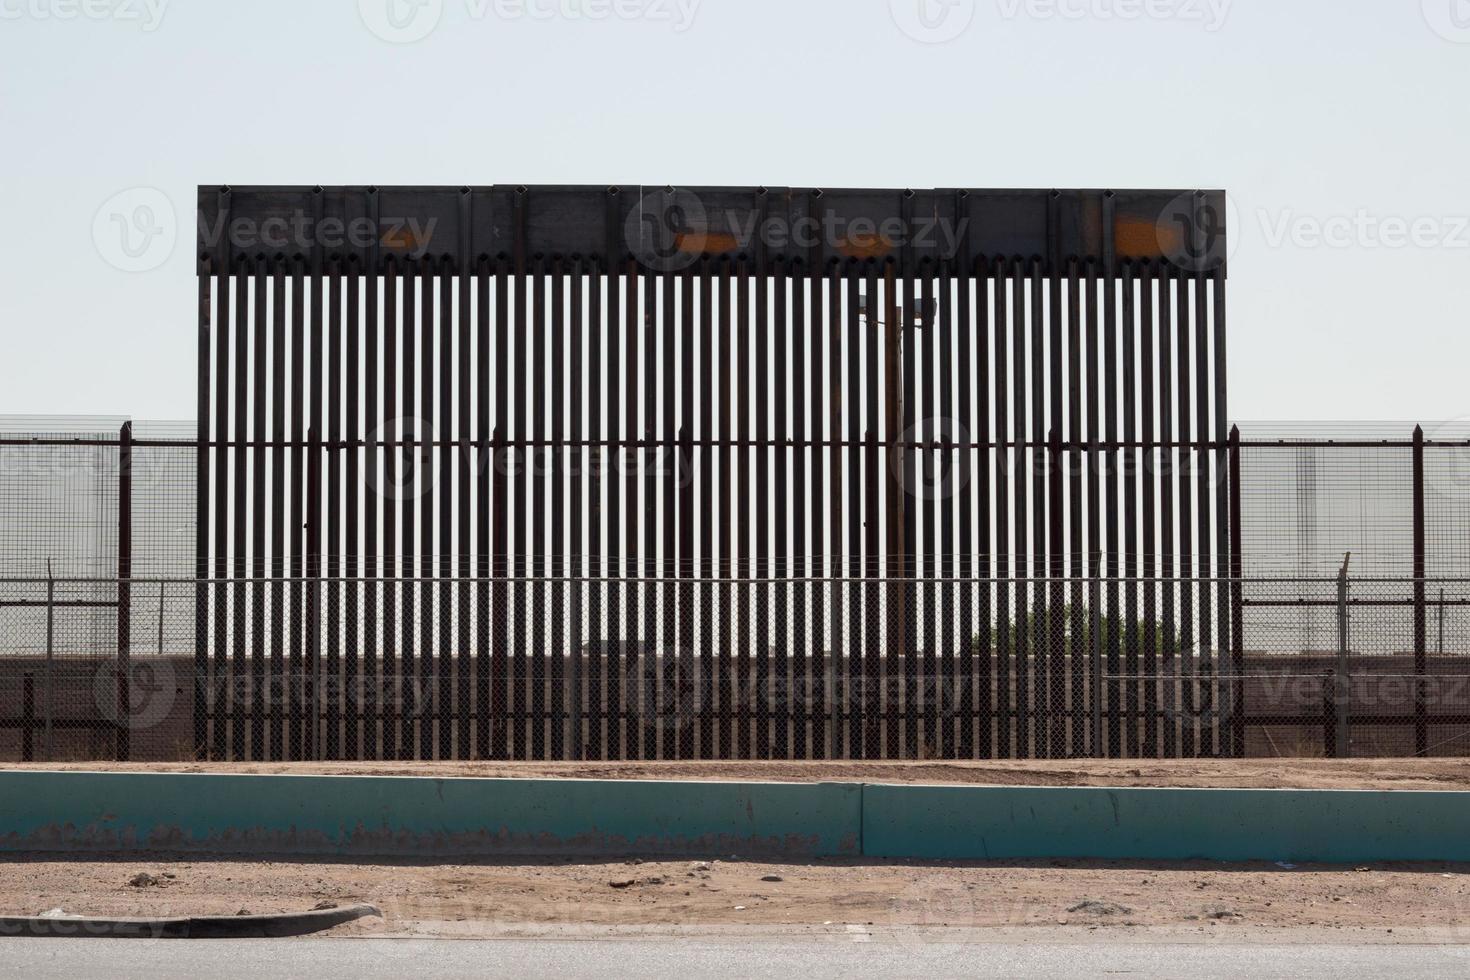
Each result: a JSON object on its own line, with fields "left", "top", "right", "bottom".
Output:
{"left": 1335, "top": 554, "right": 1351, "bottom": 758}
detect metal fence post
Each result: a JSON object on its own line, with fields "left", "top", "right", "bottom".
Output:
{"left": 1412, "top": 424, "right": 1427, "bottom": 756}
{"left": 1090, "top": 575, "right": 1103, "bottom": 757}
{"left": 117, "top": 420, "right": 132, "bottom": 762}
{"left": 1335, "top": 554, "right": 1350, "bottom": 758}
{"left": 44, "top": 561, "right": 54, "bottom": 762}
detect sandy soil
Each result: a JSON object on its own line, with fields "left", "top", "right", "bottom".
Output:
{"left": 9, "top": 758, "right": 1470, "bottom": 790}
{"left": 3, "top": 853, "right": 1469, "bottom": 938}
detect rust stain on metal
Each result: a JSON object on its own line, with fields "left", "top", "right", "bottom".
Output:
{"left": 834, "top": 233, "right": 894, "bottom": 259}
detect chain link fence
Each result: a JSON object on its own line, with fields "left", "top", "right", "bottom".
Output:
{"left": 5, "top": 573, "right": 1468, "bottom": 763}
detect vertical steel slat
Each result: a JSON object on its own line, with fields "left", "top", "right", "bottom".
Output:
{"left": 420, "top": 259, "right": 437, "bottom": 760}
{"left": 1103, "top": 258, "right": 1121, "bottom": 758}
{"left": 642, "top": 261, "right": 659, "bottom": 761}
{"left": 195, "top": 259, "right": 211, "bottom": 760}
{"left": 680, "top": 265, "right": 697, "bottom": 760}
{"left": 1122, "top": 262, "right": 1140, "bottom": 758}
{"left": 212, "top": 261, "right": 232, "bottom": 761}
{"left": 1085, "top": 260, "right": 1102, "bottom": 755}
{"left": 568, "top": 259, "right": 585, "bottom": 760}
{"left": 1028, "top": 259, "right": 1047, "bottom": 757}
{"left": 934, "top": 268, "right": 958, "bottom": 758}
{"left": 719, "top": 258, "right": 735, "bottom": 760}
{"left": 773, "top": 260, "right": 789, "bottom": 759}
{"left": 346, "top": 262, "right": 362, "bottom": 760}
{"left": 1157, "top": 264, "right": 1176, "bottom": 759}
{"left": 365, "top": 234, "right": 381, "bottom": 762}
{"left": 438, "top": 262, "right": 454, "bottom": 760}
{"left": 866, "top": 261, "right": 883, "bottom": 758}
{"left": 604, "top": 258, "right": 621, "bottom": 762}
{"left": 1009, "top": 259, "right": 1028, "bottom": 759}
{"left": 270, "top": 261, "right": 287, "bottom": 762}
{"left": 381, "top": 259, "right": 399, "bottom": 762}
{"left": 955, "top": 261, "right": 975, "bottom": 760}
{"left": 975, "top": 258, "right": 992, "bottom": 759}
{"left": 1066, "top": 259, "right": 1083, "bottom": 759}
{"left": 508, "top": 258, "right": 526, "bottom": 759}
{"left": 755, "top": 263, "right": 771, "bottom": 759}
{"left": 1139, "top": 262, "right": 1158, "bottom": 758}
{"left": 624, "top": 256, "right": 641, "bottom": 761}
{"left": 475, "top": 258, "right": 491, "bottom": 760}
{"left": 920, "top": 264, "right": 937, "bottom": 759}
{"left": 400, "top": 262, "right": 417, "bottom": 760}
{"left": 700, "top": 258, "right": 717, "bottom": 760}
{"left": 251, "top": 266, "right": 268, "bottom": 761}
{"left": 308, "top": 260, "right": 325, "bottom": 761}
{"left": 1175, "top": 263, "right": 1193, "bottom": 758}
{"left": 736, "top": 259, "right": 753, "bottom": 760}
{"left": 1046, "top": 255, "right": 1064, "bottom": 761}
{"left": 661, "top": 267, "right": 676, "bottom": 761}
{"left": 327, "top": 263, "right": 343, "bottom": 759}
{"left": 290, "top": 257, "right": 304, "bottom": 761}
{"left": 893, "top": 265, "right": 913, "bottom": 760}
{"left": 937, "top": 268, "right": 955, "bottom": 759}
{"left": 550, "top": 258, "right": 566, "bottom": 761}
{"left": 1194, "top": 265, "right": 1212, "bottom": 756}
{"left": 993, "top": 258, "right": 1011, "bottom": 760}
{"left": 457, "top": 261, "right": 472, "bottom": 760}
{"left": 809, "top": 265, "right": 826, "bottom": 760}
{"left": 491, "top": 257, "right": 509, "bottom": 761}
{"left": 826, "top": 263, "right": 844, "bottom": 760}
{"left": 587, "top": 262, "right": 604, "bottom": 761}
{"left": 529, "top": 255, "right": 546, "bottom": 761}
{"left": 791, "top": 265, "right": 808, "bottom": 760}
{"left": 846, "top": 266, "right": 863, "bottom": 760}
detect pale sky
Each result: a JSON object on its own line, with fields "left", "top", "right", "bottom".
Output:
{"left": 2, "top": 0, "right": 1468, "bottom": 424}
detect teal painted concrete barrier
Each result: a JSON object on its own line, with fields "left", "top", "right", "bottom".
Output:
{"left": 0, "top": 772, "right": 862, "bottom": 858}
{"left": 3, "top": 772, "right": 1468, "bottom": 863}
{"left": 861, "top": 783, "right": 1470, "bottom": 863}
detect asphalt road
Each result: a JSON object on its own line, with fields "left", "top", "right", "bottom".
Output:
{"left": 3, "top": 939, "right": 1470, "bottom": 979}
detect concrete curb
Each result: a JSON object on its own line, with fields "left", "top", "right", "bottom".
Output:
{"left": 2, "top": 770, "right": 1468, "bottom": 864}
{"left": 0, "top": 903, "right": 380, "bottom": 939}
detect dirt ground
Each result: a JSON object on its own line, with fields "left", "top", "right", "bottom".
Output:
{"left": 11, "top": 757, "right": 1470, "bottom": 790}
{"left": 3, "top": 853, "right": 1470, "bottom": 938}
